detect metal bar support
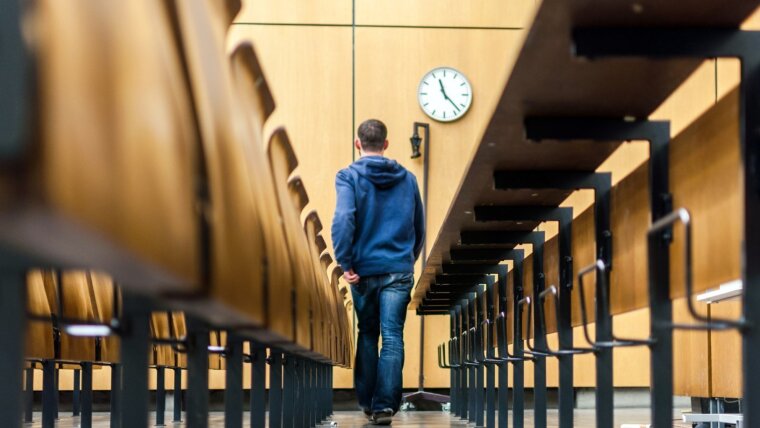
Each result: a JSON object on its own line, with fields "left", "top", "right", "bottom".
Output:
{"left": 186, "top": 317, "right": 209, "bottom": 428}
{"left": 111, "top": 363, "right": 122, "bottom": 428}
{"left": 156, "top": 366, "right": 166, "bottom": 426}
{"left": 73, "top": 368, "right": 81, "bottom": 417}
{"left": 269, "top": 351, "right": 283, "bottom": 428}
{"left": 225, "top": 335, "right": 243, "bottom": 428}
{"left": 250, "top": 344, "right": 266, "bottom": 428}
{"left": 81, "top": 362, "right": 93, "bottom": 428}
{"left": 25, "top": 366, "right": 34, "bottom": 423}
{"left": 173, "top": 367, "right": 182, "bottom": 423}
{"left": 42, "top": 360, "right": 56, "bottom": 428}
{"left": 119, "top": 293, "right": 151, "bottom": 428}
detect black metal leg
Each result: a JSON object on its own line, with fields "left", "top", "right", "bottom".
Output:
{"left": 156, "top": 366, "right": 166, "bottom": 426}
{"left": 476, "top": 363, "right": 485, "bottom": 427}
{"left": 497, "top": 364, "right": 508, "bottom": 428}
{"left": 53, "top": 365, "right": 59, "bottom": 420}
{"left": 486, "top": 363, "right": 495, "bottom": 428}
{"left": 186, "top": 317, "right": 209, "bottom": 428}
{"left": 460, "top": 362, "right": 468, "bottom": 419}
{"left": 281, "top": 355, "right": 295, "bottom": 428}
{"left": 111, "top": 363, "right": 122, "bottom": 428}
{"left": 81, "top": 362, "right": 93, "bottom": 428}
{"left": 224, "top": 335, "right": 243, "bottom": 428}
{"left": 0, "top": 271, "right": 25, "bottom": 428}
{"left": 468, "top": 364, "right": 476, "bottom": 423}
{"left": 512, "top": 359, "right": 524, "bottom": 428}
{"left": 73, "top": 368, "right": 81, "bottom": 417}
{"left": 269, "top": 351, "right": 283, "bottom": 428}
{"left": 119, "top": 293, "right": 151, "bottom": 428}
{"left": 294, "top": 358, "right": 304, "bottom": 428}
{"left": 173, "top": 367, "right": 182, "bottom": 423}
{"left": 42, "top": 360, "right": 55, "bottom": 428}
{"left": 25, "top": 367, "right": 34, "bottom": 423}
{"left": 250, "top": 345, "right": 266, "bottom": 428}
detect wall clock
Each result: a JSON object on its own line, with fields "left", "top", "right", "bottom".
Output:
{"left": 417, "top": 66, "right": 472, "bottom": 122}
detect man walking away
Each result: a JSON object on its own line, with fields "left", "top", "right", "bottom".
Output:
{"left": 331, "top": 119, "right": 425, "bottom": 425}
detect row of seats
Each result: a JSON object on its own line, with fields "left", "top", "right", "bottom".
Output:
{"left": 0, "top": 0, "right": 353, "bottom": 427}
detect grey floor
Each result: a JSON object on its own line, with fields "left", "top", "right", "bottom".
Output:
{"left": 24, "top": 409, "right": 692, "bottom": 427}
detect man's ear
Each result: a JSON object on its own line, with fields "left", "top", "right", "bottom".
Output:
{"left": 383, "top": 140, "right": 389, "bottom": 151}
{"left": 354, "top": 139, "right": 362, "bottom": 152}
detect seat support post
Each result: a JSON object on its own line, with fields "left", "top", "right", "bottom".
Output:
{"left": 250, "top": 344, "right": 266, "bottom": 428}
{"left": 119, "top": 292, "right": 151, "bottom": 428}
{"left": 73, "top": 368, "right": 81, "bottom": 417}
{"left": 81, "top": 362, "right": 93, "bottom": 428}
{"left": 0, "top": 271, "right": 26, "bottom": 428}
{"left": 42, "top": 360, "right": 56, "bottom": 428}
{"left": 186, "top": 317, "right": 209, "bottom": 428}
{"left": 224, "top": 335, "right": 243, "bottom": 428}
{"left": 24, "top": 366, "right": 34, "bottom": 423}
{"left": 268, "top": 351, "right": 283, "bottom": 428}
{"left": 110, "top": 363, "right": 122, "bottom": 428}
{"left": 156, "top": 366, "right": 166, "bottom": 426}
{"left": 172, "top": 367, "right": 182, "bottom": 423}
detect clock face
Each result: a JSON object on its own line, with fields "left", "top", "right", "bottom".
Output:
{"left": 417, "top": 67, "right": 472, "bottom": 122}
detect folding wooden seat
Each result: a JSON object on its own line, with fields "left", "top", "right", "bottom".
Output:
{"left": 302, "top": 210, "right": 331, "bottom": 359}
{"left": 150, "top": 313, "right": 175, "bottom": 368}
{"left": 267, "top": 129, "right": 318, "bottom": 352}
{"left": 228, "top": 42, "right": 295, "bottom": 344}
{"left": 4, "top": 0, "right": 201, "bottom": 295}
{"left": 171, "top": 0, "right": 283, "bottom": 331}
{"left": 43, "top": 271, "right": 98, "bottom": 363}
{"left": 319, "top": 253, "right": 340, "bottom": 363}
{"left": 330, "top": 265, "right": 352, "bottom": 368}
{"left": 87, "top": 271, "right": 120, "bottom": 363}
{"left": 26, "top": 270, "right": 55, "bottom": 361}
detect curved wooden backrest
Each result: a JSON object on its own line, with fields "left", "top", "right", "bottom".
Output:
{"left": 288, "top": 176, "right": 310, "bottom": 214}
{"left": 228, "top": 42, "right": 275, "bottom": 136}
{"left": 34, "top": 0, "right": 200, "bottom": 288}
{"left": 26, "top": 271, "right": 55, "bottom": 360}
{"left": 87, "top": 272, "right": 120, "bottom": 362}
{"left": 316, "top": 235, "right": 328, "bottom": 255}
{"left": 267, "top": 128, "right": 316, "bottom": 351}
{"left": 173, "top": 0, "right": 275, "bottom": 328}
{"left": 149, "top": 312, "right": 175, "bottom": 368}
{"left": 228, "top": 38, "right": 296, "bottom": 344}
{"left": 303, "top": 217, "right": 327, "bottom": 359}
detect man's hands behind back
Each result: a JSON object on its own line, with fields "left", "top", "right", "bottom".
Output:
{"left": 343, "top": 269, "right": 360, "bottom": 284}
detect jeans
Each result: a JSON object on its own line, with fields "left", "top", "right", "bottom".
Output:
{"left": 350, "top": 272, "right": 414, "bottom": 413}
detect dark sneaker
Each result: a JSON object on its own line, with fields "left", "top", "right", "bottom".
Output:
{"left": 371, "top": 409, "right": 394, "bottom": 425}
{"left": 362, "top": 408, "right": 372, "bottom": 421}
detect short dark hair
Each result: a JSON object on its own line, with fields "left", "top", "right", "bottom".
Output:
{"left": 357, "top": 119, "right": 387, "bottom": 152}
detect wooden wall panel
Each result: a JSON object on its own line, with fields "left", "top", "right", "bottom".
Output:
{"left": 570, "top": 209, "right": 596, "bottom": 326}
{"left": 354, "top": 27, "right": 524, "bottom": 260}
{"left": 609, "top": 165, "right": 650, "bottom": 314}
{"left": 228, "top": 25, "right": 353, "bottom": 255}
{"left": 668, "top": 88, "right": 741, "bottom": 298}
{"left": 355, "top": 0, "right": 536, "bottom": 29}
{"left": 710, "top": 300, "right": 742, "bottom": 397}
{"left": 673, "top": 298, "right": 710, "bottom": 397}
{"left": 236, "top": 0, "right": 351, "bottom": 25}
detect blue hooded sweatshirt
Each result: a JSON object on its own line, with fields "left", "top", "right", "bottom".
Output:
{"left": 331, "top": 155, "right": 425, "bottom": 277}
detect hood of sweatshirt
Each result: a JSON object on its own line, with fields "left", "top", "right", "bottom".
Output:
{"left": 349, "top": 156, "right": 408, "bottom": 189}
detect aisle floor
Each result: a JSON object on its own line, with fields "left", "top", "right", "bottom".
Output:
{"left": 24, "top": 409, "right": 692, "bottom": 427}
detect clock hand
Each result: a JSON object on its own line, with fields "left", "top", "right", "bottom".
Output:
{"left": 447, "top": 98, "right": 461, "bottom": 113}
{"left": 438, "top": 79, "right": 461, "bottom": 113}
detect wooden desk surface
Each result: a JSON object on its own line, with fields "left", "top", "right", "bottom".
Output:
{"left": 414, "top": 0, "right": 759, "bottom": 307}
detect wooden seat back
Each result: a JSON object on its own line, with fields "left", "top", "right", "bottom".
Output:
{"left": 267, "top": 129, "right": 317, "bottom": 352}
{"left": 28, "top": 0, "right": 201, "bottom": 290}
{"left": 228, "top": 43, "right": 295, "bottom": 343}
{"left": 26, "top": 270, "right": 55, "bottom": 360}
{"left": 172, "top": 0, "right": 283, "bottom": 329}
